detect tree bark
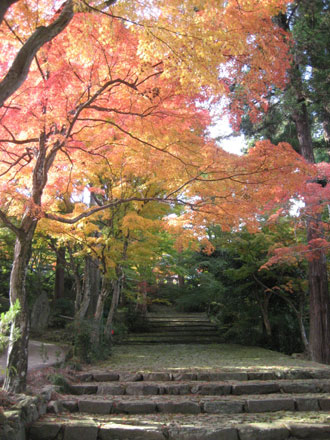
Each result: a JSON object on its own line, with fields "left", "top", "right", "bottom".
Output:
{"left": 307, "top": 216, "right": 330, "bottom": 363}
{"left": 3, "top": 132, "right": 57, "bottom": 392}
{"left": 276, "top": 6, "right": 330, "bottom": 365}
{"left": 91, "top": 276, "right": 111, "bottom": 347}
{"left": 290, "top": 68, "right": 330, "bottom": 364}
{"left": 75, "top": 256, "right": 100, "bottom": 320}
{"left": 54, "top": 247, "right": 66, "bottom": 300}
{"left": 3, "top": 226, "right": 36, "bottom": 392}
{"left": 0, "top": 0, "right": 74, "bottom": 107}
{"left": 86, "top": 257, "right": 100, "bottom": 318}
{"left": 260, "top": 298, "right": 272, "bottom": 337}
{"left": 104, "top": 271, "right": 124, "bottom": 339}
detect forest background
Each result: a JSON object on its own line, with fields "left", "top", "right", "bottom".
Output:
{"left": 0, "top": 0, "right": 329, "bottom": 393}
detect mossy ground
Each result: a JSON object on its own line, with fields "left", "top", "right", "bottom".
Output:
{"left": 99, "top": 343, "right": 330, "bottom": 372}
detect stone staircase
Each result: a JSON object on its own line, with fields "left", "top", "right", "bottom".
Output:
{"left": 28, "top": 365, "right": 330, "bottom": 439}
{"left": 123, "top": 311, "right": 222, "bottom": 344}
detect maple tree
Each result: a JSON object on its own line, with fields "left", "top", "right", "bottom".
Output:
{"left": 235, "top": 0, "right": 330, "bottom": 364}
{"left": 0, "top": 0, "right": 312, "bottom": 392}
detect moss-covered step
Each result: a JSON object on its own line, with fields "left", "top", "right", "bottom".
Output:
{"left": 28, "top": 411, "right": 330, "bottom": 440}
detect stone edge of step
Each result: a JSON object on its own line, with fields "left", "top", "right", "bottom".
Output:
{"left": 28, "top": 416, "right": 330, "bottom": 440}
{"left": 74, "top": 369, "right": 330, "bottom": 382}
{"left": 49, "top": 393, "right": 330, "bottom": 415}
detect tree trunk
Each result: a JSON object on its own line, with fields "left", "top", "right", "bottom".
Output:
{"left": 290, "top": 66, "right": 330, "bottom": 364}
{"left": 75, "top": 256, "right": 100, "bottom": 320}
{"left": 104, "top": 271, "right": 124, "bottom": 339}
{"left": 259, "top": 295, "right": 272, "bottom": 337}
{"left": 322, "top": 109, "right": 330, "bottom": 149}
{"left": 68, "top": 248, "right": 83, "bottom": 316}
{"left": 54, "top": 247, "right": 66, "bottom": 301}
{"left": 307, "top": 217, "right": 330, "bottom": 363}
{"left": 4, "top": 130, "right": 59, "bottom": 391}
{"left": 91, "top": 276, "right": 111, "bottom": 347}
{"left": 277, "top": 291, "right": 310, "bottom": 356}
{"left": 86, "top": 257, "right": 100, "bottom": 318}
{"left": 3, "top": 226, "right": 36, "bottom": 392}
{"left": 298, "top": 297, "right": 310, "bottom": 356}
{"left": 178, "top": 275, "right": 185, "bottom": 288}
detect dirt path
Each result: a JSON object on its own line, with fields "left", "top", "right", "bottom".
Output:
{"left": 0, "top": 340, "right": 68, "bottom": 383}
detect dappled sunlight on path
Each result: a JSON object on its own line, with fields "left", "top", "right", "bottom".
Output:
{"left": 99, "top": 343, "right": 330, "bottom": 372}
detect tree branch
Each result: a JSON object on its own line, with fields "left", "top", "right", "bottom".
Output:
{"left": 45, "top": 196, "right": 190, "bottom": 224}
{"left": 0, "top": 0, "right": 74, "bottom": 107}
{"left": 0, "top": 209, "right": 21, "bottom": 235}
{"left": 0, "top": 0, "right": 19, "bottom": 25}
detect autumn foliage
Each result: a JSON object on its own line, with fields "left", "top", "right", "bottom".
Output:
{"left": 1, "top": 0, "right": 328, "bottom": 392}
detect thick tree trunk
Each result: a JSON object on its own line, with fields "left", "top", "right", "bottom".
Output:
{"left": 322, "top": 109, "right": 330, "bottom": 149}
{"left": 290, "top": 68, "right": 330, "bottom": 364}
{"left": 307, "top": 217, "right": 330, "bottom": 363}
{"left": 3, "top": 226, "right": 36, "bottom": 392}
{"left": 4, "top": 131, "right": 58, "bottom": 391}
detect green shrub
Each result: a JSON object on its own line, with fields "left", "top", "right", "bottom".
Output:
{"left": 48, "top": 373, "right": 71, "bottom": 393}
{"left": 68, "top": 319, "right": 111, "bottom": 363}
{"left": 0, "top": 300, "right": 20, "bottom": 354}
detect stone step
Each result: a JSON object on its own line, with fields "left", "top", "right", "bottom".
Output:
{"left": 75, "top": 368, "right": 330, "bottom": 382}
{"left": 146, "top": 317, "right": 211, "bottom": 322}
{"left": 129, "top": 330, "right": 220, "bottom": 336}
{"left": 121, "top": 339, "right": 223, "bottom": 344}
{"left": 147, "top": 313, "right": 209, "bottom": 318}
{"left": 148, "top": 322, "right": 217, "bottom": 330}
{"left": 28, "top": 411, "right": 330, "bottom": 440}
{"left": 68, "top": 378, "right": 330, "bottom": 396}
{"left": 122, "top": 335, "right": 222, "bottom": 344}
{"left": 51, "top": 393, "right": 330, "bottom": 415}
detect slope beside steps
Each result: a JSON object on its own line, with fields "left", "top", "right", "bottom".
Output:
{"left": 122, "top": 312, "right": 222, "bottom": 344}
{"left": 28, "top": 366, "right": 330, "bottom": 439}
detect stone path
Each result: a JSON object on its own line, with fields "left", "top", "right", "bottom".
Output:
{"left": 28, "top": 343, "right": 330, "bottom": 440}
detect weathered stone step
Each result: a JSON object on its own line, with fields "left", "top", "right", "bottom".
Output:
{"left": 146, "top": 319, "right": 212, "bottom": 324}
{"left": 147, "top": 313, "right": 209, "bottom": 318}
{"left": 75, "top": 368, "right": 330, "bottom": 382}
{"left": 147, "top": 316, "right": 210, "bottom": 320}
{"left": 122, "top": 335, "right": 222, "bottom": 344}
{"left": 131, "top": 330, "right": 220, "bottom": 337}
{"left": 50, "top": 393, "right": 330, "bottom": 415}
{"left": 28, "top": 411, "right": 330, "bottom": 440}
{"left": 68, "top": 378, "right": 330, "bottom": 396}
{"left": 148, "top": 322, "right": 217, "bottom": 330}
